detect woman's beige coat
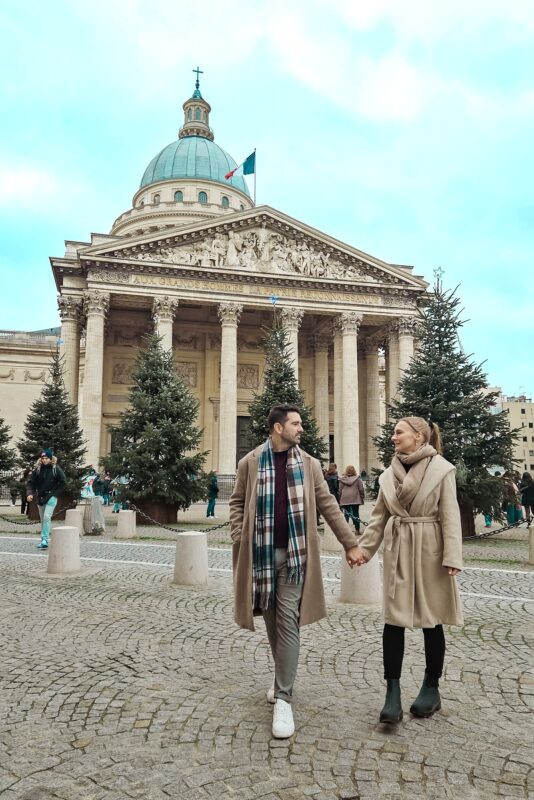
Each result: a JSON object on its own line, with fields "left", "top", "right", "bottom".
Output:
{"left": 358, "top": 455, "right": 463, "bottom": 628}
{"left": 229, "top": 445, "right": 359, "bottom": 631}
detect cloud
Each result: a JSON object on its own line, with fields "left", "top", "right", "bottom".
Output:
{"left": 0, "top": 165, "right": 59, "bottom": 207}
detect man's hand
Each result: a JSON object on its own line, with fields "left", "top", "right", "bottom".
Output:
{"left": 445, "top": 566, "right": 460, "bottom": 576}
{"left": 346, "top": 546, "right": 368, "bottom": 568}
{"left": 26, "top": 495, "right": 33, "bottom": 502}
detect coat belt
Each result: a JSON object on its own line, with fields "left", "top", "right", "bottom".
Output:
{"left": 385, "top": 515, "right": 439, "bottom": 599}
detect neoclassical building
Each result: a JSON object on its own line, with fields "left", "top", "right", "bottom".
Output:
{"left": 3, "top": 76, "right": 428, "bottom": 474}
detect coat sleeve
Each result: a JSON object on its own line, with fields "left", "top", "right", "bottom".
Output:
{"left": 357, "top": 477, "right": 365, "bottom": 502}
{"left": 313, "top": 460, "right": 358, "bottom": 550}
{"left": 356, "top": 488, "right": 390, "bottom": 561}
{"left": 229, "top": 457, "right": 248, "bottom": 543}
{"left": 439, "top": 470, "right": 463, "bottom": 570}
{"left": 26, "top": 469, "right": 37, "bottom": 495}
{"left": 55, "top": 466, "right": 67, "bottom": 496}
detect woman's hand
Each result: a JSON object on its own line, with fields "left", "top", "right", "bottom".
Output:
{"left": 445, "top": 566, "right": 460, "bottom": 576}
{"left": 346, "top": 546, "right": 368, "bottom": 568}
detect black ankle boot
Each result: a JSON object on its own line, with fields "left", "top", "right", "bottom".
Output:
{"left": 410, "top": 672, "right": 441, "bottom": 717}
{"left": 379, "top": 678, "right": 403, "bottom": 723}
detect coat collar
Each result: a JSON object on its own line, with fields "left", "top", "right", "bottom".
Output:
{"left": 380, "top": 455, "right": 455, "bottom": 515}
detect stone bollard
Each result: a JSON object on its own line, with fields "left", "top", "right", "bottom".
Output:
{"left": 114, "top": 509, "right": 136, "bottom": 539}
{"left": 321, "top": 521, "right": 344, "bottom": 553}
{"left": 339, "top": 555, "right": 382, "bottom": 605}
{"left": 47, "top": 526, "right": 81, "bottom": 575}
{"left": 529, "top": 526, "right": 534, "bottom": 566}
{"left": 65, "top": 507, "right": 83, "bottom": 535}
{"left": 173, "top": 531, "right": 208, "bottom": 586}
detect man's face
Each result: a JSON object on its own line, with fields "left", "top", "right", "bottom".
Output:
{"left": 40, "top": 455, "right": 51, "bottom": 465}
{"left": 276, "top": 412, "right": 303, "bottom": 446}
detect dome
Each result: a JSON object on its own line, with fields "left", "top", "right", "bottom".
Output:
{"left": 139, "top": 136, "right": 251, "bottom": 197}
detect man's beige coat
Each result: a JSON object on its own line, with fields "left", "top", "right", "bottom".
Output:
{"left": 229, "top": 445, "right": 359, "bottom": 631}
{"left": 358, "top": 455, "right": 463, "bottom": 629}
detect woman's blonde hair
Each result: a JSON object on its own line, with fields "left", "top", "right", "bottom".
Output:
{"left": 344, "top": 465, "right": 357, "bottom": 476}
{"left": 397, "top": 416, "right": 443, "bottom": 455}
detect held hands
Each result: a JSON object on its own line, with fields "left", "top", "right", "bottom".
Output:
{"left": 346, "top": 546, "right": 368, "bottom": 568}
{"left": 27, "top": 495, "right": 33, "bottom": 502}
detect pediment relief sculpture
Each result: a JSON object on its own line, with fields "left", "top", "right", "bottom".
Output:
{"left": 128, "top": 225, "right": 380, "bottom": 283}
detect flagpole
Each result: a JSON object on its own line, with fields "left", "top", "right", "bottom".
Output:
{"left": 253, "top": 148, "right": 257, "bottom": 206}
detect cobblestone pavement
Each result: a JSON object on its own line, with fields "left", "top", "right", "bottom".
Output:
{"left": 0, "top": 535, "right": 533, "bottom": 799}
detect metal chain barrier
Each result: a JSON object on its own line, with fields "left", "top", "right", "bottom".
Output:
{"left": 129, "top": 503, "right": 230, "bottom": 534}
{"left": 0, "top": 503, "right": 77, "bottom": 527}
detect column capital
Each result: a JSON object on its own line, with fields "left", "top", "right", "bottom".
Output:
{"left": 217, "top": 302, "right": 243, "bottom": 326}
{"left": 362, "top": 338, "right": 379, "bottom": 356}
{"left": 279, "top": 307, "right": 304, "bottom": 332}
{"left": 397, "top": 316, "right": 420, "bottom": 336}
{"left": 57, "top": 294, "right": 83, "bottom": 322}
{"left": 308, "top": 333, "right": 330, "bottom": 353}
{"left": 338, "top": 311, "right": 363, "bottom": 334}
{"left": 152, "top": 295, "right": 178, "bottom": 324}
{"left": 83, "top": 290, "right": 110, "bottom": 317}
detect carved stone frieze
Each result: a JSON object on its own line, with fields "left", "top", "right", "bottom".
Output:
{"left": 0, "top": 369, "right": 15, "bottom": 381}
{"left": 91, "top": 269, "right": 130, "bottom": 284}
{"left": 83, "top": 290, "right": 110, "bottom": 317}
{"left": 217, "top": 302, "right": 243, "bottom": 326}
{"left": 175, "top": 361, "right": 198, "bottom": 387}
{"left": 237, "top": 364, "right": 259, "bottom": 390}
{"left": 57, "top": 295, "right": 83, "bottom": 322}
{"left": 208, "top": 334, "right": 222, "bottom": 349}
{"left": 125, "top": 225, "right": 381, "bottom": 283}
{"left": 338, "top": 312, "right": 363, "bottom": 335}
{"left": 173, "top": 333, "right": 202, "bottom": 350}
{"left": 106, "top": 327, "right": 146, "bottom": 346}
{"left": 112, "top": 360, "right": 135, "bottom": 385}
{"left": 237, "top": 335, "right": 261, "bottom": 350}
{"left": 152, "top": 295, "right": 178, "bottom": 323}
{"left": 24, "top": 369, "right": 46, "bottom": 382}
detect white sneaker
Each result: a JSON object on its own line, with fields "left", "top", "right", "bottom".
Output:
{"left": 272, "top": 699, "right": 295, "bottom": 738}
{"left": 266, "top": 680, "right": 275, "bottom": 704}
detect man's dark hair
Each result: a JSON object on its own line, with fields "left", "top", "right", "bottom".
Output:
{"left": 267, "top": 404, "right": 301, "bottom": 431}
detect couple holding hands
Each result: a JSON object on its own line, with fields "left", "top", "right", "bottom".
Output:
{"left": 230, "top": 406, "right": 462, "bottom": 739}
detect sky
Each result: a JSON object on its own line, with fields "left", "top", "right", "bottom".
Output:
{"left": 0, "top": 0, "right": 532, "bottom": 398}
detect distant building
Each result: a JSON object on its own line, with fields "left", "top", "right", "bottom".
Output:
{"left": 488, "top": 388, "right": 534, "bottom": 472}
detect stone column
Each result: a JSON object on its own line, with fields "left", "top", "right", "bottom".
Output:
{"left": 57, "top": 294, "right": 83, "bottom": 404}
{"left": 332, "top": 320, "right": 343, "bottom": 467}
{"left": 80, "top": 290, "right": 109, "bottom": 468}
{"left": 365, "top": 339, "right": 381, "bottom": 471}
{"left": 152, "top": 296, "right": 178, "bottom": 351}
{"left": 311, "top": 334, "right": 330, "bottom": 451}
{"left": 386, "top": 322, "right": 400, "bottom": 408}
{"left": 340, "top": 312, "right": 362, "bottom": 470}
{"left": 398, "top": 317, "right": 418, "bottom": 376}
{"left": 217, "top": 302, "right": 243, "bottom": 474}
{"left": 280, "top": 307, "right": 304, "bottom": 382}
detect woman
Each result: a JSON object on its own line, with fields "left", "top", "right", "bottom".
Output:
{"left": 518, "top": 472, "right": 534, "bottom": 524}
{"left": 349, "top": 417, "right": 462, "bottom": 724}
{"left": 325, "top": 463, "right": 340, "bottom": 503}
{"left": 339, "top": 465, "right": 365, "bottom": 532}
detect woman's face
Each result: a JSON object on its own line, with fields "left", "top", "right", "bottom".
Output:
{"left": 391, "top": 421, "right": 422, "bottom": 453}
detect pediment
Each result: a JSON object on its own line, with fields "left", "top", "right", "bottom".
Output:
{"left": 81, "top": 206, "right": 427, "bottom": 290}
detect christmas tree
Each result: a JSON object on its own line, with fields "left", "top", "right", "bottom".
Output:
{"left": 248, "top": 314, "right": 327, "bottom": 461}
{"left": 374, "top": 273, "right": 517, "bottom": 536}
{"left": 102, "top": 334, "right": 208, "bottom": 520}
{"left": 17, "top": 351, "right": 86, "bottom": 499}
{"left": 0, "top": 417, "right": 16, "bottom": 484}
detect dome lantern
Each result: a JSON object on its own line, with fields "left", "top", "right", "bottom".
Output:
{"left": 179, "top": 66, "right": 214, "bottom": 141}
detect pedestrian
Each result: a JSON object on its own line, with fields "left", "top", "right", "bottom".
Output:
{"left": 339, "top": 465, "right": 365, "bottom": 532}
{"left": 484, "top": 470, "right": 502, "bottom": 528}
{"left": 348, "top": 416, "right": 463, "bottom": 724}
{"left": 102, "top": 472, "right": 112, "bottom": 506}
{"left": 325, "top": 463, "right": 339, "bottom": 503}
{"left": 501, "top": 472, "right": 522, "bottom": 525}
{"left": 229, "top": 405, "right": 361, "bottom": 739}
{"left": 518, "top": 471, "right": 534, "bottom": 524}
{"left": 206, "top": 470, "right": 219, "bottom": 518}
{"left": 92, "top": 472, "right": 105, "bottom": 498}
{"left": 26, "top": 449, "right": 66, "bottom": 549}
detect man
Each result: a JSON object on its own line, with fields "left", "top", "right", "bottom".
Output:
{"left": 26, "top": 449, "right": 66, "bottom": 549}
{"left": 229, "top": 405, "right": 360, "bottom": 739}
{"left": 206, "top": 470, "right": 219, "bottom": 518}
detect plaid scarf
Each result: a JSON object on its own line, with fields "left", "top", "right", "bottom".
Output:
{"left": 253, "top": 438, "right": 306, "bottom": 610}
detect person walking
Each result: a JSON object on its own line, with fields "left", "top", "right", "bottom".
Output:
{"left": 26, "top": 449, "right": 66, "bottom": 549}
{"left": 339, "top": 465, "right": 365, "bottom": 532}
{"left": 347, "top": 416, "right": 463, "bottom": 724}
{"left": 102, "top": 472, "right": 112, "bottom": 506}
{"left": 518, "top": 472, "right": 534, "bottom": 524}
{"left": 229, "top": 404, "right": 361, "bottom": 739}
{"left": 206, "top": 470, "right": 219, "bottom": 518}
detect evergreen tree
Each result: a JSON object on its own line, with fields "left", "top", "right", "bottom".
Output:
{"left": 17, "top": 351, "right": 86, "bottom": 497}
{"left": 102, "top": 334, "right": 208, "bottom": 512}
{"left": 248, "top": 315, "right": 327, "bottom": 461}
{"left": 374, "top": 274, "right": 518, "bottom": 536}
{"left": 0, "top": 417, "right": 16, "bottom": 484}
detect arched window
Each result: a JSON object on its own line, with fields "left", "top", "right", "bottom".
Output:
{"left": 174, "top": 190, "right": 183, "bottom": 202}
{"left": 198, "top": 191, "right": 208, "bottom": 204}
{"left": 221, "top": 196, "right": 229, "bottom": 208}
{"left": 188, "top": 108, "right": 192, "bottom": 120}
{"left": 195, "top": 107, "right": 201, "bottom": 121}
{"left": 240, "top": 204, "right": 245, "bottom": 211}
{"left": 153, "top": 193, "right": 160, "bottom": 205}
{"left": 203, "top": 110, "right": 207, "bottom": 122}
